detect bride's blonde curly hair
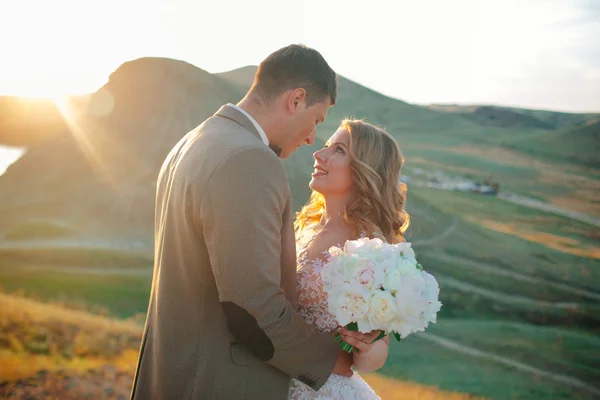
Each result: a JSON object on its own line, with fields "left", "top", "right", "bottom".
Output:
{"left": 294, "top": 118, "right": 410, "bottom": 243}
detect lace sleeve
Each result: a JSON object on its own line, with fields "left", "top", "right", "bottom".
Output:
{"left": 296, "top": 248, "right": 340, "bottom": 333}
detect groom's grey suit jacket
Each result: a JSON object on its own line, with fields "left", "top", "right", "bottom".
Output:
{"left": 130, "top": 104, "right": 339, "bottom": 400}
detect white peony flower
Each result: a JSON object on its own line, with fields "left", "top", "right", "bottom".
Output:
{"left": 396, "top": 242, "right": 416, "bottom": 258}
{"left": 343, "top": 237, "right": 383, "bottom": 256}
{"left": 383, "top": 266, "right": 404, "bottom": 292}
{"left": 421, "top": 270, "right": 442, "bottom": 324}
{"left": 422, "top": 270, "right": 440, "bottom": 298}
{"left": 327, "top": 283, "right": 370, "bottom": 327}
{"left": 356, "top": 262, "right": 376, "bottom": 288}
{"left": 342, "top": 237, "right": 367, "bottom": 256}
{"left": 396, "top": 256, "right": 419, "bottom": 275}
{"left": 327, "top": 246, "right": 345, "bottom": 258}
{"left": 367, "top": 290, "right": 398, "bottom": 328}
{"left": 354, "top": 259, "right": 385, "bottom": 290}
{"left": 393, "top": 273, "right": 428, "bottom": 328}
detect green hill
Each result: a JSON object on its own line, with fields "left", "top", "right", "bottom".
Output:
{"left": 507, "top": 120, "right": 600, "bottom": 167}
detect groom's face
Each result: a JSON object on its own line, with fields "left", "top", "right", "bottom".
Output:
{"left": 278, "top": 96, "right": 331, "bottom": 159}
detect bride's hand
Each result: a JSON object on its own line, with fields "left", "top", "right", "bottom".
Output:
{"left": 337, "top": 328, "right": 382, "bottom": 353}
{"left": 338, "top": 328, "right": 389, "bottom": 373}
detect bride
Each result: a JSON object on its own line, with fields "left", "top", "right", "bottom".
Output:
{"left": 289, "top": 118, "right": 410, "bottom": 399}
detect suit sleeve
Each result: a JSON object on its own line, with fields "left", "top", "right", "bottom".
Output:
{"left": 201, "top": 146, "right": 339, "bottom": 390}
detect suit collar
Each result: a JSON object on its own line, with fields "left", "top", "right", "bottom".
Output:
{"left": 214, "top": 104, "right": 264, "bottom": 143}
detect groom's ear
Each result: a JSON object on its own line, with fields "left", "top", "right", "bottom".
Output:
{"left": 287, "top": 88, "right": 307, "bottom": 113}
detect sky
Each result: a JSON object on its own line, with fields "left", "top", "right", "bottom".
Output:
{"left": 0, "top": 0, "right": 599, "bottom": 173}
{"left": 1, "top": 0, "right": 598, "bottom": 112}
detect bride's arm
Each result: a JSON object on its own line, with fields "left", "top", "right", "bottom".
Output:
{"left": 338, "top": 329, "right": 389, "bottom": 373}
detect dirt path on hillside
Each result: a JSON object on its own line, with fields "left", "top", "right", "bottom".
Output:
{"left": 435, "top": 275, "right": 585, "bottom": 311}
{"left": 497, "top": 192, "right": 600, "bottom": 228}
{"left": 412, "top": 217, "right": 459, "bottom": 247}
{"left": 426, "top": 253, "right": 600, "bottom": 302}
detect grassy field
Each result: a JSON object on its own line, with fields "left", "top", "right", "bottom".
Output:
{"left": 382, "top": 325, "right": 598, "bottom": 400}
{"left": 0, "top": 246, "right": 152, "bottom": 269}
{"left": 0, "top": 269, "right": 151, "bottom": 318}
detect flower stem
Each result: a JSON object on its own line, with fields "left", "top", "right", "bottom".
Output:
{"left": 334, "top": 332, "right": 356, "bottom": 353}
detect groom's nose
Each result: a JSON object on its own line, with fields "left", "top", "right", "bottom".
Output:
{"left": 304, "top": 128, "right": 316, "bottom": 146}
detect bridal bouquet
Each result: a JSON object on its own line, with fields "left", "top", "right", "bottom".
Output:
{"left": 321, "top": 237, "right": 442, "bottom": 352}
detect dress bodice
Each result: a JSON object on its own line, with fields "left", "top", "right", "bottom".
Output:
{"left": 295, "top": 230, "right": 339, "bottom": 332}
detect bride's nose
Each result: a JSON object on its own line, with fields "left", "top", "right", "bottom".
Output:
{"left": 313, "top": 149, "right": 324, "bottom": 162}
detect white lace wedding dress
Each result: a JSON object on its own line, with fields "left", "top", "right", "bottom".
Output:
{"left": 288, "top": 230, "right": 381, "bottom": 400}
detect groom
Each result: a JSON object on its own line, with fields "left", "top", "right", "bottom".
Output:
{"left": 130, "top": 44, "right": 352, "bottom": 400}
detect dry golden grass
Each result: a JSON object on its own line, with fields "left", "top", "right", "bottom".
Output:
{"left": 0, "top": 291, "right": 141, "bottom": 382}
{"left": 362, "top": 373, "right": 485, "bottom": 400}
{"left": 0, "top": 291, "right": 142, "bottom": 399}
{"left": 0, "top": 349, "right": 139, "bottom": 381}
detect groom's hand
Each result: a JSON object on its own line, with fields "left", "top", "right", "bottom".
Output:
{"left": 332, "top": 349, "right": 353, "bottom": 377}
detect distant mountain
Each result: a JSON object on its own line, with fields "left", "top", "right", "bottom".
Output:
{"left": 0, "top": 57, "right": 244, "bottom": 246}
{"left": 428, "top": 104, "right": 600, "bottom": 131}
{"left": 216, "top": 65, "right": 257, "bottom": 88}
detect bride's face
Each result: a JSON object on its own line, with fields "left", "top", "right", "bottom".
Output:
{"left": 309, "top": 128, "right": 352, "bottom": 196}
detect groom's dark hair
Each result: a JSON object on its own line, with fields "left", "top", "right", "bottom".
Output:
{"left": 251, "top": 44, "right": 338, "bottom": 106}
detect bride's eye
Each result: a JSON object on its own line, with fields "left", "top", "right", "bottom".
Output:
{"left": 336, "top": 146, "right": 344, "bottom": 154}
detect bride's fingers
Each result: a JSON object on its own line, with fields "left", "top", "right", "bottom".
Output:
{"left": 364, "top": 330, "right": 383, "bottom": 343}
{"left": 338, "top": 329, "right": 367, "bottom": 342}
{"left": 339, "top": 328, "right": 382, "bottom": 342}
{"left": 340, "top": 334, "right": 369, "bottom": 352}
